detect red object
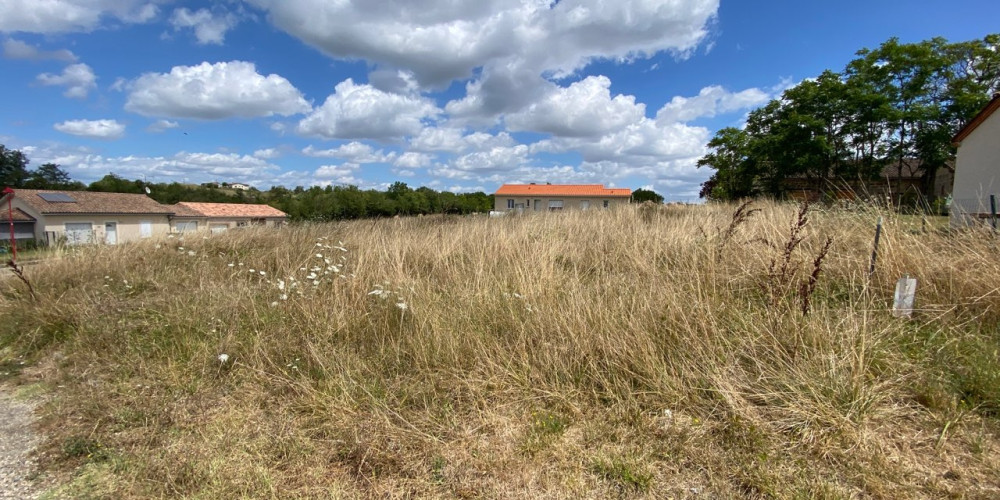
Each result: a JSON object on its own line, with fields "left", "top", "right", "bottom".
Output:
{"left": 2, "top": 187, "right": 15, "bottom": 262}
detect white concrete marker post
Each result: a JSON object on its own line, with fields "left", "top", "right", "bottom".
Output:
{"left": 892, "top": 275, "right": 918, "bottom": 318}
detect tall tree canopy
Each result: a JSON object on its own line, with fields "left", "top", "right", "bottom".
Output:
{"left": 0, "top": 145, "right": 30, "bottom": 188}
{"left": 698, "top": 34, "right": 1000, "bottom": 202}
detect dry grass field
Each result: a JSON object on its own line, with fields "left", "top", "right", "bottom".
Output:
{"left": 2, "top": 202, "right": 999, "bottom": 498}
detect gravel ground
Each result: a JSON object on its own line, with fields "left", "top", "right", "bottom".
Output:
{"left": 0, "top": 389, "right": 40, "bottom": 500}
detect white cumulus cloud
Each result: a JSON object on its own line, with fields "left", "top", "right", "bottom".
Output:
{"left": 125, "top": 61, "right": 311, "bottom": 119}
{"left": 394, "top": 152, "right": 432, "bottom": 169}
{"left": 248, "top": 0, "right": 717, "bottom": 91}
{"left": 505, "top": 75, "right": 645, "bottom": 138}
{"left": 297, "top": 79, "right": 439, "bottom": 140}
{"left": 37, "top": 63, "right": 96, "bottom": 98}
{"left": 54, "top": 119, "right": 126, "bottom": 140}
{"left": 656, "top": 85, "right": 772, "bottom": 124}
{"left": 409, "top": 128, "right": 515, "bottom": 154}
{"left": 3, "top": 38, "right": 76, "bottom": 61}
{"left": 146, "top": 119, "right": 179, "bottom": 133}
{"left": 170, "top": 7, "right": 239, "bottom": 45}
{"left": 253, "top": 148, "right": 280, "bottom": 159}
{"left": 302, "top": 142, "right": 395, "bottom": 163}
{"left": 0, "top": 0, "right": 159, "bottom": 34}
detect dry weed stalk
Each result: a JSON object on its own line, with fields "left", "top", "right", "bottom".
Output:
{"left": 5, "top": 259, "right": 37, "bottom": 301}
{"left": 799, "top": 236, "right": 833, "bottom": 316}
{"left": 716, "top": 199, "right": 760, "bottom": 259}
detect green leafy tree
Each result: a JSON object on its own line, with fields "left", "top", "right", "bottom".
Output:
{"left": 697, "top": 127, "right": 755, "bottom": 200}
{"left": 631, "top": 188, "right": 664, "bottom": 204}
{"left": 0, "top": 145, "right": 30, "bottom": 188}
{"left": 699, "top": 33, "right": 1000, "bottom": 202}
{"left": 25, "top": 163, "right": 83, "bottom": 189}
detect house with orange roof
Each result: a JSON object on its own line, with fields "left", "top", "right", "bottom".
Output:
{"left": 951, "top": 93, "right": 1000, "bottom": 226}
{"left": 167, "top": 202, "right": 287, "bottom": 233}
{"left": 493, "top": 184, "right": 632, "bottom": 212}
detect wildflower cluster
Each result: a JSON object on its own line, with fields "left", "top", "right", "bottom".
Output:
{"left": 229, "top": 237, "right": 353, "bottom": 307}
{"left": 503, "top": 291, "right": 533, "bottom": 313}
{"left": 368, "top": 282, "right": 411, "bottom": 311}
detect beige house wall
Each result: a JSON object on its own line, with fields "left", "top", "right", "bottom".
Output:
{"left": 170, "top": 218, "right": 205, "bottom": 233}
{"left": 41, "top": 214, "right": 170, "bottom": 244}
{"left": 952, "top": 111, "right": 1000, "bottom": 226}
{"left": 494, "top": 195, "right": 630, "bottom": 212}
{"left": 202, "top": 218, "right": 286, "bottom": 232}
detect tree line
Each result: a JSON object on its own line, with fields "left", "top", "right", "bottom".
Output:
{"left": 697, "top": 34, "right": 1000, "bottom": 202}
{"left": 0, "top": 145, "right": 495, "bottom": 219}
{"left": 3, "top": 145, "right": 666, "bottom": 219}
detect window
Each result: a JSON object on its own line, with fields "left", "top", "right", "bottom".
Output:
{"left": 580, "top": 200, "right": 590, "bottom": 210}
{"left": 140, "top": 221, "right": 153, "bottom": 238}
{"left": 534, "top": 199, "right": 541, "bottom": 211}
{"left": 175, "top": 221, "right": 198, "bottom": 233}
{"left": 548, "top": 200, "right": 563, "bottom": 211}
{"left": 507, "top": 199, "right": 515, "bottom": 209}
{"left": 603, "top": 200, "right": 609, "bottom": 208}
{"left": 236, "top": 221, "right": 249, "bottom": 227}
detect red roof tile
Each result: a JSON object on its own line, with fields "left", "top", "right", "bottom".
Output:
{"left": 12, "top": 189, "right": 172, "bottom": 215}
{"left": 175, "top": 202, "right": 287, "bottom": 218}
{"left": 494, "top": 184, "right": 631, "bottom": 197}
{"left": 0, "top": 208, "right": 35, "bottom": 222}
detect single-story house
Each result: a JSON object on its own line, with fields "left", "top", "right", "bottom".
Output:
{"left": 229, "top": 182, "right": 251, "bottom": 191}
{"left": 494, "top": 184, "right": 632, "bottom": 212}
{"left": 0, "top": 189, "right": 172, "bottom": 245}
{"left": 951, "top": 93, "right": 1000, "bottom": 226}
{"left": 169, "top": 202, "right": 287, "bottom": 233}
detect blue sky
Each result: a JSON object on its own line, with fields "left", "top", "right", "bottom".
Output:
{"left": 2, "top": 0, "right": 998, "bottom": 200}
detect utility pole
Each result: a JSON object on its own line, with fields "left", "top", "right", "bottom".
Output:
{"left": 2, "top": 187, "right": 16, "bottom": 262}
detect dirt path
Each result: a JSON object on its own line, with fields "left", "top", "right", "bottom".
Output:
{"left": 0, "top": 388, "right": 41, "bottom": 499}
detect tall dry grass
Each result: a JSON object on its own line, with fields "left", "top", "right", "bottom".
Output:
{"left": 2, "top": 202, "right": 999, "bottom": 498}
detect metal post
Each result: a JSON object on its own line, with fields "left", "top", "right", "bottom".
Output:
{"left": 869, "top": 216, "right": 882, "bottom": 278}
{"left": 3, "top": 187, "right": 15, "bottom": 262}
{"left": 990, "top": 194, "right": 997, "bottom": 231}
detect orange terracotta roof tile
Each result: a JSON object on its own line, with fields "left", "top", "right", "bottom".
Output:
{"left": 494, "top": 184, "right": 631, "bottom": 197}
{"left": 175, "top": 202, "right": 287, "bottom": 218}
{"left": 166, "top": 203, "right": 205, "bottom": 217}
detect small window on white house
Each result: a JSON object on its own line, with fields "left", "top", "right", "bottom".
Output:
{"left": 507, "top": 199, "right": 514, "bottom": 209}
{"left": 603, "top": 200, "right": 609, "bottom": 208}
{"left": 580, "top": 200, "right": 590, "bottom": 210}
{"left": 140, "top": 221, "right": 153, "bottom": 238}
{"left": 175, "top": 221, "right": 198, "bottom": 233}
{"left": 548, "top": 200, "right": 563, "bottom": 211}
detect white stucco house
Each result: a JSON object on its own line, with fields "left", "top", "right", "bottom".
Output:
{"left": 951, "top": 93, "right": 1000, "bottom": 226}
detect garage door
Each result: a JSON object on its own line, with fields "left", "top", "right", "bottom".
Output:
{"left": 65, "top": 222, "right": 93, "bottom": 246}
{"left": 175, "top": 221, "right": 198, "bottom": 233}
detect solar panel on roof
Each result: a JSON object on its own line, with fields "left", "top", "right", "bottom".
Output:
{"left": 37, "top": 192, "right": 77, "bottom": 203}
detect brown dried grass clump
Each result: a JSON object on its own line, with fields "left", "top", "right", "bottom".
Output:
{"left": 2, "top": 201, "right": 999, "bottom": 498}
